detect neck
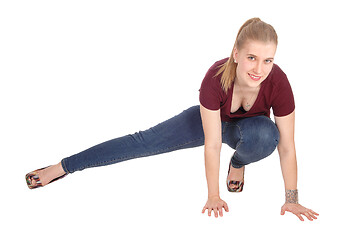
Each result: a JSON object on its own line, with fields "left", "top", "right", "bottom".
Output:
{"left": 234, "top": 77, "right": 259, "bottom": 91}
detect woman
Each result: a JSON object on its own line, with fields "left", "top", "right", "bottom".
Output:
{"left": 26, "top": 18, "right": 319, "bottom": 221}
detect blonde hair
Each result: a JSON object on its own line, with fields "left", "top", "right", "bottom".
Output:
{"left": 215, "top": 18, "right": 278, "bottom": 93}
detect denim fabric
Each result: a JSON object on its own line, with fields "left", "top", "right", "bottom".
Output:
{"left": 222, "top": 115, "right": 280, "bottom": 168}
{"left": 61, "top": 105, "right": 279, "bottom": 173}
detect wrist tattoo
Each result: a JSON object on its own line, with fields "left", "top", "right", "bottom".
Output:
{"left": 285, "top": 189, "right": 298, "bottom": 204}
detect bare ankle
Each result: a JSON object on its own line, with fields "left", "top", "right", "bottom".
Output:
{"left": 55, "top": 162, "right": 66, "bottom": 176}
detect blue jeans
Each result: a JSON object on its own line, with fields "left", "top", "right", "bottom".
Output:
{"left": 61, "top": 105, "right": 279, "bottom": 173}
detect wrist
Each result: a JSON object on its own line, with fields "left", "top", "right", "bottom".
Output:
{"left": 285, "top": 189, "right": 298, "bottom": 204}
{"left": 208, "top": 193, "right": 220, "bottom": 198}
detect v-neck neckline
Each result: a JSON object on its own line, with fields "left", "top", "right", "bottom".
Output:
{"left": 229, "top": 81, "right": 264, "bottom": 115}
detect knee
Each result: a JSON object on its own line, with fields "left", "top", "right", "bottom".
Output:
{"left": 236, "top": 116, "right": 279, "bottom": 160}
{"left": 257, "top": 117, "right": 279, "bottom": 148}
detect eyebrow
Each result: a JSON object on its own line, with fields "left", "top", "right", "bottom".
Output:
{"left": 247, "top": 54, "right": 274, "bottom": 60}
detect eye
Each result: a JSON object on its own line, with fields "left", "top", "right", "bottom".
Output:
{"left": 248, "top": 56, "right": 255, "bottom": 61}
{"left": 265, "top": 59, "right": 273, "bottom": 63}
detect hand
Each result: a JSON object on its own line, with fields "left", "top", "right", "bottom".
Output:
{"left": 202, "top": 196, "right": 229, "bottom": 217}
{"left": 281, "top": 203, "right": 319, "bottom": 221}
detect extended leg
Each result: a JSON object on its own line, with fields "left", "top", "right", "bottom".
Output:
{"left": 61, "top": 105, "right": 204, "bottom": 173}
{"left": 26, "top": 106, "right": 204, "bottom": 188}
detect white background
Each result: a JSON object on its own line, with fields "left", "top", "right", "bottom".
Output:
{"left": 1, "top": 0, "right": 358, "bottom": 239}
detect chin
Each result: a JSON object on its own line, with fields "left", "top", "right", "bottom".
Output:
{"left": 247, "top": 75, "right": 267, "bottom": 87}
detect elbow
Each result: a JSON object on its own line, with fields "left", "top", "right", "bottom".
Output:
{"left": 204, "top": 142, "right": 222, "bottom": 152}
{"left": 277, "top": 142, "right": 296, "bottom": 159}
{"left": 278, "top": 145, "right": 296, "bottom": 159}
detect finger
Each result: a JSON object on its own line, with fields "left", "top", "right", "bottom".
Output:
{"left": 208, "top": 208, "right": 212, "bottom": 217}
{"left": 308, "top": 211, "right": 318, "bottom": 220}
{"left": 309, "top": 209, "right": 319, "bottom": 216}
{"left": 296, "top": 213, "right": 304, "bottom": 221}
{"left": 223, "top": 202, "right": 229, "bottom": 212}
{"left": 219, "top": 207, "right": 223, "bottom": 217}
{"left": 202, "top": 206, "right": 207, "bottom": 214}
{"left": 281, "top": 205, "right": 289, "bottom": 215}
{"left": 304, "top": 212, "right": 313, "bottom": 221}
{"left": 214, "top": 208, "right": 218, "bottom": 218}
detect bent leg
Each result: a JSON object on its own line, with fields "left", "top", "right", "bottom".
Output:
{"left": 223, "top": 116, "right": 279, "bottom": 169}
{"left": 61, "top": 105, "right": 204, "bottom": 173}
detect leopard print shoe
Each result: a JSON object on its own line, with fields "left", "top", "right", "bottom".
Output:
{"left": 25, "top": 166, "right": 68, "bottom": 189}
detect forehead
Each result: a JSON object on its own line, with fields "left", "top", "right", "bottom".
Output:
{"left": 240, "top": 40, "right": 277, "bottom": 58}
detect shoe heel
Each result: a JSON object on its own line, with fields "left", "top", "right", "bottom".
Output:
{"left": 226, "top": 162, "right": 245, "bottom": 192}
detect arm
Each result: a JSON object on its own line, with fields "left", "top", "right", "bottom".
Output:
{"left": 200, "top": 104, "right": 229, "bottom": 217}
{"left": 275, "top": 110, "right": 319, "bottom": 221}
{"left": 274, "top": 111, "right": 297, "bottom": 191}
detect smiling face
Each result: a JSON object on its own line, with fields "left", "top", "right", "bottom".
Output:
{"left": 233, "top": 40, "right": 277, "bottom": 88}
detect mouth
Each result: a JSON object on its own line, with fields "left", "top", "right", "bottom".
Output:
{"left": 248, "top": 73, "right": 261, "bottom": 81}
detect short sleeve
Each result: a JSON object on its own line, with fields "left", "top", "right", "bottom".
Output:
{"left": 271, "top": 71, "right": 295, "bottom": 117}
{"left": 199, "top": 66, "right": 222, "bottom": 111}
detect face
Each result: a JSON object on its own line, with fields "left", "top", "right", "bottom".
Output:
{"left": 233, "top": 40, "right": 277, "bottom": 88}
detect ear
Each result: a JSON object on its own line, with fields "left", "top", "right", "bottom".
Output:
{"left": 232, "top": 47, "right": 239, "bottom": 62}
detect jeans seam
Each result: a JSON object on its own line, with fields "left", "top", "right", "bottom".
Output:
{"left": 81, "top": 136, "right": 205, "bottom": 170}
{"left": 230, "top": 124, "right": 243, "bottom": 167}
{"left": 235, "top": 124, "right": 243, "bottom": 149}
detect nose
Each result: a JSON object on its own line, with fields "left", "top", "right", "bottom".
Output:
{"left": 253, "top": 62, "right": 262, "bottom": 75}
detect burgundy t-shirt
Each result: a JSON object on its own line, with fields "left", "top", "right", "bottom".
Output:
{"left": 199, "top": 57, "right": 295, "bottom": 122}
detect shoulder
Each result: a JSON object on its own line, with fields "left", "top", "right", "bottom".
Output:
{"left": 202, "top": 57, "right": 229, "bottom": 85}
{"left": 265, "top": 64, "right": 291, "bottom": 89}
{"left": 206, "top": 57, "right": 229, "bottom": 74}
{"left": 199, "top": 58, "right": 229, "bottom": 110}
{"left": 269, "top": 64, "right": 295, "bottom": 117}
{"left": 269, "top": 64, "right": 288, "bottom": 83}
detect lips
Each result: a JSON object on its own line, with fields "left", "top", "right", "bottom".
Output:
{"left": 248, "top": 73, "right": 261, "bottom": 81}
